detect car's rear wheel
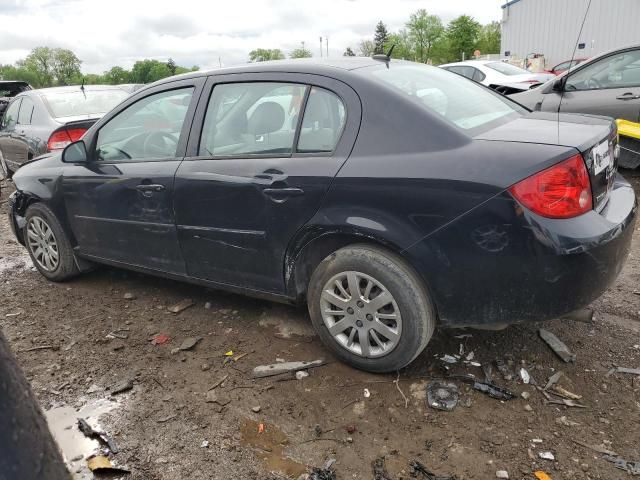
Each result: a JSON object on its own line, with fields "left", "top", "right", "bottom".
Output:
{"left": 307, "top": 244, "right": 435, "bottom": 372}
{"left": 24, "top": 203, "right": 79, "bottom": 281}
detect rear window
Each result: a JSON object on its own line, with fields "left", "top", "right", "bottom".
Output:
{"left": 42, "top": 89, "right": 129, "bottom": 119}
{"left": 485, "top": 62, "right": 530, "bottom": 76}
{"left": 366, "top": 63, "right": 525, "bottom": 135}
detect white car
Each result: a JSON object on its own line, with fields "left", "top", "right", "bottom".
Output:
{"left": 440, "top": 60, "right": 555, "bottom": 95}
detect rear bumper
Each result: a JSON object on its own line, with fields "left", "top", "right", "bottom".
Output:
{"left": 406, "top": 174, "right": 637, "bottom": 327}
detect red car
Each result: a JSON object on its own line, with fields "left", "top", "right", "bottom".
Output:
{"left": 546, "top": 58, "right": 588, "bottom": 75}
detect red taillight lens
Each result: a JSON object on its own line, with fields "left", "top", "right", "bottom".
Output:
{"left": 47, "top": 128, "right": 87, "bottom": 152}
{"left": 508, "top": 154, "right": 593, "bottom": 219}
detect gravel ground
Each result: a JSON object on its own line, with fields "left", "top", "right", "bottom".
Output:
{"left": 1, "top": 173, "right": 639, "bottom": 480}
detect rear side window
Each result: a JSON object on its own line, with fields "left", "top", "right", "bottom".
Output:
{"left": 200, "top": 82, "right": 306, "bottom": 156}
{"left": 297, "top": 88, "right": 346, "bottom": 153}
{"left": 1, "top": 98, "right": 21, "bottom": 129}
{"left": 472, "top": 68, "right": 486, "bottom": 82}
{"left": 18, "top": 97, "right": 34, "bottom": 125}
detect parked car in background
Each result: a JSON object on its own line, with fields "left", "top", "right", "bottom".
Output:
{"left": 0, "top": 85, "right": 129, "bottom": 175}
{"left": 440, "top": 60, "right": 555, "bottom": 95}
{"left": 0, "top": 81, "right": 31, "bottom": 118}
{"left": 512, "top": 45, "right": 640, "bottom": 167}
{"left": 8, "top": 58, "right": 635, "bottom": 372}
{"left": 545, "top": 58, "right": 588, "bottom": 75}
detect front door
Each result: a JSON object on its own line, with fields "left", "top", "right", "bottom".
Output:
{"left": 0, "top": 97, "right": 27, "bottom": 172}
{"left": 174, "top": 74, "right": 360, "bottom": 293}
{"left": 62, "top": 80, "right": 203, "bottom": 273}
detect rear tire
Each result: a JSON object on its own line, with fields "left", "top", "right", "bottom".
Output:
{"left": 24, "top": 203, "right": 80, "bottom": 282}
{"left": 307, "top": 244, "right": 435, "bottom": 373}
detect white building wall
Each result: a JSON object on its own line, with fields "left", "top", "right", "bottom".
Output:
{"left": 501, "top": 0, "right": 640, "bottom": 68}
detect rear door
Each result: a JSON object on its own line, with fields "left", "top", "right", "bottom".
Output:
{"left": 174, "top": 73, "right": 361, "bottom": 293}
{"left": 0, "top": 97, "right": 25, "bottom": 171}
{"left": 557, "top": 48, "right": 640, "bottom": 122}
{"left": 62, "top": 78, "right": 204, "bottom": 273}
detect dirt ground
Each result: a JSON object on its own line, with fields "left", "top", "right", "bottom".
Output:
{"left": 1, "top": 174, "right": 639, "bottom": 480}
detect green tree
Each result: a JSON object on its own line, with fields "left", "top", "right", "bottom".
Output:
{"left": 343, "top": 47, "right": 356, "bottom": 57}
{"left": 167, "top": 58, "right": 177, "bottom": 75}
{"left": 446, "top": 15, "right": 482, "bottom": 62}
{"left": 50, "top": 48, "right": 82, "bottom": 85}
{"left": 130, "top": 59, "right": 174, "bottom": 83}
{"left": 249, "top": 48, "right": 285, "bottom": 62}
{"left": 373, "top": 21, "right": 389, "bottom": 55}
{"left": 0, "top": 64, "right": 40, "bottom": 87}
{"left": 385, "top": 30, "right": 414, "bottom": 60}
{"left": 407, "top": 9, "right": 444, "bottom": 63}
{"left": 290, "top": 47, "right": 312, "bottom": 59}
{"left": 174, "top": 65, "right": 199, "bottom": 75}
{"left": 358, "top": 39, "right": 375, "bottom": 57}
{"left": 476, "top": 21, "right": 501, "bottom": 55}
{"left": 21, "top": 47, "right": 54, "bottom": 87}
{"left": 103, "top": 66, "right": 131, "bottom": 84}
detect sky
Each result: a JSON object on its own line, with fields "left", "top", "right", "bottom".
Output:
{"left": 0, "top": 0, "right": 504, "bottom": 74}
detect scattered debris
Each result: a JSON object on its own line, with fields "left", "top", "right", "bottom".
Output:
{"left": 251, "top": 406, "right": 261, "bottom": 413}
{"left": 427, "top": 381, "right": 459, "bottom": 411}
{"left": 200, "top": 440, "right": 209, "bottom": 448}
{"left": 86, "top": 455, "right": 130, "bottom": 474}
{"left": 208, "top": 374, "right": 229, "bottom": 391}
{"left": 364, "top": 388, "right": 371, "bottom": 398}
{"left": 533, "top": 472, "right": 552, "bottom": 480}
{"left": 409, "top": 460, "right": 456, "bottom": 480}
{"left": 539, "top": 329, "right": 576, "bottom": 363}
{"left": 110, "top": 378, "right": 133, "bottom": 395}
{"left": 555, "top": 416, "right": 580, "bottom": 427}
{"left": 20, "top": 345, "right": 55, "bottom": 353}
{"left": 346, "top": 425, "right": 356, "bottom": 434}
{"left": 496, "top": 470, "right": 509, "bottom": 479}
{"left": 309, "top": 458, "right": 336, "bottom": 480}
{"left": 372, "top": 456, "right": 392, "bottom": 480}
{"left": 258, "top": 423, "right": 265, "bottom": 434}
{"left": 545, "top": 398, "right": 586, "bottom": 408}
{"left": 106, "top": 329, "right": 129, "bottom": 340}
{"left": 439, "top": 354, "right": 458, "bottom": 364}
{"left": 151, "top": 333, "right": 170, "bottom": 345}
{"left": 77, "top": 418, "right": 118, "bottom": 453}
{"left": 603, "top": 455, "right": 640, "bottom": 475}
{"left": 539, "top": 451, "right": 555, "bottom": 461}
{"left": 549, "top": 385, "right": 581, "bottom": 400}
{"left": 394, "top": 371, "right": 409, "bottom": 408}
{"left": 610, "top": 367, "right": 640, "bottom": 376}
{"left": 521, "top": 391, "right": 531, "bottom": 400}
{"left": 295, "top": 371, "right": 309, "bottom": 380}
{"left": 225, "top": 350, "right": 234, "bottom": 357}
{"left": 167, "top": 298, "right": 194, "bottom": 314}
{"left": 524, "top": 404, "right": 533, "bottom": 412}
{"left": 179, "top": 337, "right": 202, "bottom": 351}
{"left": 204, "top": 302, "right": 212, "bottom": 309}
{"left": 520, "top": 368, "right": 530, "bottom": 384}
{"left": 572, "top": 438, "right": 618, "bottom": 456}
{"left": 495, "top": 359, "right": 513, "bottom": 381}
{"left": 252, "top": 359, "right": 326, "bottom": 378}
{"left": 123, "top": 292, "right": 136, "bottom": 300}
{"left": 157, "top": 414, "right": 177, "bottom": 424}
{"left": 205, "top": 390, "right": 230, "bottom": 406}
{"left": 472, "top": 380, "right": 515, "bottom": 400}
{"left": 5, "top": 311, "right": 22, "bottom": 317}
{"left": 543, "top": 371, "right": 563, "bottom": 390}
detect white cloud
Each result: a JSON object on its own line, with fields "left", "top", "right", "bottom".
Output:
{"left": 0, "top": 0, "right": 504, "bottom": 73}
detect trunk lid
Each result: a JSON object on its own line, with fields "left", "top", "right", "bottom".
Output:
{"left": 476, "top": 111, "right": 618, "bottom": 212}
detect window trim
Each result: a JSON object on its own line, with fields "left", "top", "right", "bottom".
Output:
{"left": 17, "top": 96, "right": 34, "bottom": 125}
{"left": 92, "top": 85, "right": 197, "bottom": 164}
{"left": 190, "top": 80, "right": 348, "bottom": 161}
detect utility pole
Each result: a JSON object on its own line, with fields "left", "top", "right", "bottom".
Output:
{"left": 320, "top": 37, "right": 323, "bottom": 58}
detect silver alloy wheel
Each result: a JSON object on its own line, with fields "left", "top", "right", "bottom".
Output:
{"left": 26, "top": 216, "right": 59, "bottom": 272}
{"left": 320, "top": 271, "right": 402, "bottom": 358}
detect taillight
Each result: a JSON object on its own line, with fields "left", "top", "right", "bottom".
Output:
{"left": 47, "top": 128, "right": 86, "bottom": 152}
{"left": 509, "top": 154, "right": 592, "bottom": 219}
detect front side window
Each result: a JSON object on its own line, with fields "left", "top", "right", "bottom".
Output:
{"left": 17, "top": 97, "right": 34, "bottom": 125}
{"left": 366, "top": 64, "right": 525, "bottom": 135}
{"left": 1, "top": 98, "right": 21, "bottom": 130}
{"left": 566, "top": 49, "right": 640, "bottom": 91}
{"left": 200, "top": 82, "right": 306, "bottom": 156}
{"left": 96, "top": 87, "right": 194, "bottom": 162}
{"left": 297, "top": 87, "right": 346, "bottom": 153}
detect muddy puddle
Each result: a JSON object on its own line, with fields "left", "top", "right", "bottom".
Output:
{"left": 240, "top": 419, "right": 307, "bottom": 478}
{"left": 45, "top": 398, "right": 121, "bottom": 479}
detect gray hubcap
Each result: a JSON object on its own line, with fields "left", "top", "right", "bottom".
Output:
{"left": 320, "top": 271, "right": 402, "bottom": 358}
{"left": 26, "top": 216, "right": 59, "bottom": 272}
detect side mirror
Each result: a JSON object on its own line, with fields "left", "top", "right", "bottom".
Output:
{"left": 62, "top": 140, "right": 87, "bottom": 164}
{"left": 551, "top": 77, "right": 565, "bottom": 92}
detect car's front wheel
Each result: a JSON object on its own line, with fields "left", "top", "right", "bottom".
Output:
{"left": 24, "top": 203, "right": 80, "bottom": 281}
{"left": 307, "top": 244, "right": 435, "bottom": 373}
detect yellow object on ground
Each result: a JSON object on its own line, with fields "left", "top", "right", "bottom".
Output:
{"left": 617, "top": 119, "right": 640, "bottom": 140}
{"left": 534, "top": 471, "right": 552, "bottom": 480}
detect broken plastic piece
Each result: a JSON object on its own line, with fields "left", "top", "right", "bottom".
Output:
{"left": 533, "top": 472, "right": 552, "bottom": 480}
{"left": 310, "top": 458, "right": 337, "bottom": 480}
{"left": 86, "top": 455, "right": 130, "bottom": 474}
{"left": 77, "top": 418, "right": 118, "bottom": 454}
{"left": 520, "top": 368, "right": 530, "bottom": 384}
{"left": 409, "top": 460, "right": 455, "bottom": 480}
{"left": 257, "top": 423, "right": 265, "bottom": 434}
{"left": 151, "top": 333, "right": 170, "bottom": 345}
{"left": 538, "top": 451, "right": 555, "bottom": 461}
{"left": 167, "top": 298, "right": 194, "bottom": 314}
{"left": 472, "top": 381, "right": 516, "bottom": 400}
{"left": 252, "top": 359, "right": 325, "bottom": 378}
{"left": 603, "top": 455, "right": 640, "bottom": 475}
{"left": 539, "top": 329, "right": 576, "bottom": 363}
{"left": 440, "top": 354, "right": 458, "bottom": 364}
{"left": 426, "top": 381, "right": 459, "bottom": 411}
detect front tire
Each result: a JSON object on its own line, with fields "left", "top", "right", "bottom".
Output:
{"left": 307, "top": 244, "right": 435, "bottom": 373}
{"left": 24, "top": 203, "right": 80, "bottom": 282}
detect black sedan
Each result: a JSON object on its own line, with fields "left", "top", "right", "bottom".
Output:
{"left": 8, "top": 58, "right": 636, "bottom": 372}
{"left": 0, "top": 85, "right": 130, "bottom": 176}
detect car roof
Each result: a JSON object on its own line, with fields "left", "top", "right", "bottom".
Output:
{"left": 28, "top": 85, "right": 129, "bottom": 95}
{"left": 440, "top": 60, "right": 498, "bottom": 68}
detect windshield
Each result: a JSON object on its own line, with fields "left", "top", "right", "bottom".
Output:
{"left": 366, "top": 63, "right": 525, "bottom": 135}
{"left": 42, "top": 89, "right": 129, "bottom": 119}
{"left": 486, "top": 62, "right": 530, "bottom": 76}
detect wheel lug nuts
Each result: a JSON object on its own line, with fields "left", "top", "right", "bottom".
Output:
{"left": 347, "top": 307, "right": 354, "bottom": 315}
{"left": 357, "top": 300, "right": 364, "bottom": 308}
{"left": 366, "top": 314, "right": 373, "bottom": 321}
{"left": 356, "top": 320, "right": 363, "bottom": 327}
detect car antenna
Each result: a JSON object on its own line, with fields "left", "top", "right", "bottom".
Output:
{"left": 80, "top": 78, "right": 86, "bottom": 99}
{"left": 372, "top": 44, "right": 395, "bottom": 65}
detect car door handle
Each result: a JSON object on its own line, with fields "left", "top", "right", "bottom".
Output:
{"left": 616, "top": 92, "right": 640, "bottom": 100}
{"left": 136, "top": 184, "right": 166, "bottom": 196}
{"left": 263, "top": 187, "right": 304, "bottom": 198}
